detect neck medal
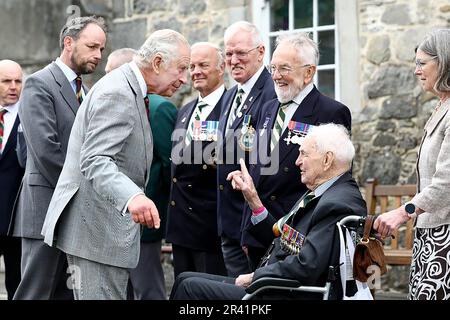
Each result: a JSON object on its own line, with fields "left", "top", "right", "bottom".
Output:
{"left": 239, "top": 123, "right": 256, "bottom": 152}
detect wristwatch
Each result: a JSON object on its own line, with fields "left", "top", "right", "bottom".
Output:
{"left": 405, "top": 203, "right": 417, "bottom": 219}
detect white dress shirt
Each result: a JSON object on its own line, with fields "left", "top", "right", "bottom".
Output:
{"left": 281, "top": 82, "right": 314, "bottom": 133}
{"left": 55, "top": 58, "right": 86, "bottom": 98}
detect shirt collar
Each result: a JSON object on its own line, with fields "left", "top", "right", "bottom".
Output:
{"left": 291, "top": 82, "right": 314, "bottom": 106}
{"left": 55, "top": 57, "right": 79, "bottom": 83}
{"left": 129, "top": 61, "right": 148, "bottom": 99}
{"left": 313, "top": 173, "right": 344, "bottom": 197}
{"left": 198, "top": 84, "right": 225, "bottom": 107}
{"left": 239, "top": 65, "right": 265, "bottom": 95}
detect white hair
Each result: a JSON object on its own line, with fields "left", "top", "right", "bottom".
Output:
{"left": 191, "top": 42, "right": 225, "bottom": 69}
{"left": 276, "top": 32, "right": 319, "bottom": 65}
{"left": 134, "top": 29, "right": 189, "bottom": 68}
{"left": 224, "top": 21, "right": 264, "bottom": 47}
{"left": 306, "top": 123, "right": 354, "bottom": 168}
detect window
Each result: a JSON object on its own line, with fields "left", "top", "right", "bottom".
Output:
{"left": 253, "top": 0, "right": 338, "bottom": 100}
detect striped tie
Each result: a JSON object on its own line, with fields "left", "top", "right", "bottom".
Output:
{"left": 0, "top": 108, "right": 7, "bottom": 152}
{"left": 185, "top": 101, "right": 208, "bottom": 146}
{"left": 228, "top": 88, "right": 244, "bottom": 129}
{"left": 270, "top": 101, "right": 291, "bottom": 151}
{"left": 75, "top": 76, "right": 83, "bottom": 104}
{"left": 144, "top": 96, "right": 150, "bottom": 118}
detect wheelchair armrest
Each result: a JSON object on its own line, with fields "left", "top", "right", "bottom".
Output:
{"left": 246, "top": 277, "right": 300, "bottom": 294}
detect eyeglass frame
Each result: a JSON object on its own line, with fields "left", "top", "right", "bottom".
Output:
{"left": 269, "top": 64, "right": 313, "bottom": 76}
{"left": 225, "top": 46, "right": 260, "bottom": 60}
{"left": 415, "top": 56, "right": 437, "bottom": 71}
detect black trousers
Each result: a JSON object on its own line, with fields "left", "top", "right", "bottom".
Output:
{"left": 170, "top": 271, "right": 246, "bottom": 300}
{"left": 0, "top": 235, "right": 21, "bottom": 300}
{"left": 172, "top": 244, "right": 227, "bottom": 278}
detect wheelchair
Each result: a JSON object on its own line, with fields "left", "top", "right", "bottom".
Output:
{"left": 242, "top": 215, "right": 367, "bottom": 300}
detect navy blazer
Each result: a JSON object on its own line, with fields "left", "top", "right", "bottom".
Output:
{"left": 241, "top": 86, "right": 351, "bottom": 247}
{"left": 0, "top": 116, "right": 24, "bottom": 235}
{"left": 249, "top": 172, "right": 367, "bottom": 299}
{"left": 166, "top": 92, "right": 225, "bottom": 252}
{"left": 216, "top": 68, "right": 276, "bottom": 241}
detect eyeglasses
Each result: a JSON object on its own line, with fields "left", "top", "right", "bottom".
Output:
{"left": 225, "top": 46, "right": 260, "bottom": 60}
{"left": 415, "top": 56, "right": 437, "bottom": 71}
{"left": 269, "top": 64, "right": 312, "bottom": 76}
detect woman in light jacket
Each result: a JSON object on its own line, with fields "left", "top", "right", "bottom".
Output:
{"left": 374, "top": 29, "right": 450, "bottom": 300}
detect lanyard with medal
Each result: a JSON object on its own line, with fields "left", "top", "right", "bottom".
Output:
{"left": 238, "top": 115, "right": 256, "bottom": 152}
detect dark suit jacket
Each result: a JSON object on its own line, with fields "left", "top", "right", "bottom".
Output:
{"left": 10, "top": 62, "right": 82, "bottom": 238}
{"left": 166, "top": 92, "right": 225, "bottom": 252}
{"left": 241, "top": 86, "right": 351, "bottom": 247}
{"left": 142, "top": 94, "right": 177, "bottom": 242}
{"left": 0, "top": 115, "right": 24, "bottom": 235}
{"left": 248, "top": 172, "right": 367, "bottom": 299}
{"left": 216, "top": 68, "right": 276, "bottom": 241}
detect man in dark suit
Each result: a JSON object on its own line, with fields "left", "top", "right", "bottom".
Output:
{"left": 167, "top": 42, "right": 227, "bottom": 278}
{"left": 240, "top": 32, "right": 352, "bottom": 268}
{"left": 217, "top": 21, "right": 277, "bottom": 277}
{"left": 0, "top": 60, "right": 24, "bottom": 299}
{"left": 105, "top": 48, "right": 177, "bottom": 299}
{"left": 170, "top": 123, "right": 366, "bottom": 300}
{"left": 11, "top": 16, "right": 107, "bottom": 300}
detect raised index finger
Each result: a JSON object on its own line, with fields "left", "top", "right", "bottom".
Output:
{"left": 239, "top": 158, "right": 250, "bottom": 177}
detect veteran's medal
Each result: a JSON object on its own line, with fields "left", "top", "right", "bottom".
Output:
{"left": 199, "top": 121, "right": 207, "bottom": 141}
{"left": 260, "top": 116, "right": 271, "bottom": 137}
{"left": 192, "top": 120, "right": 201, "bottom": 141}
{"left": 238, "top": 125, "right": 256, "bottom": 152}
{"left": 241, "top": 115, "right": 251, "bottom": 135}
{"left": 284, "top": 120, "right": 295, "bottom": 145}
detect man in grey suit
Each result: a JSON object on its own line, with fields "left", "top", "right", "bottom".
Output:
{"left": 11, "top": 16, "right": 107, "bottom": 300}
{"left": 42, "top": 29, "right": 191, "bottom": 300}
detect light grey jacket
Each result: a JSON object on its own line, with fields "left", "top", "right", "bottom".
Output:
{"left": 41, "top": 64, "right": 153, "bottom": 268}
{"left": 412, "top": 98, "right": 450, "bottom": 228}
{"left": 11, "top": 62, "right": 80, "bottom": 239}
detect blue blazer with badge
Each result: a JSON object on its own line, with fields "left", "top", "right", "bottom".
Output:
{"left": 216, "top": 68, "right": 277, "bottom": 242}
{"left": 241, "top": 86, "right": 351, "bottom": 248}
{"left": 166, "top": 92, "right": 225, "bottom": 252}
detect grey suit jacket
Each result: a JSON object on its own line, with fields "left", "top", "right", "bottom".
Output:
{"left": 412, "top": 98, "right": 450, "bottom": 228}
{"left": 41, "top": 64, "right": 153, "bottom": 268}
{"left": 12, "top": 62, "right": 80, "bottom": 239}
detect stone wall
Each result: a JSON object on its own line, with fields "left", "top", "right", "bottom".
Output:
{"left": 353, "top": 0, "right": 450, "bottom": 186}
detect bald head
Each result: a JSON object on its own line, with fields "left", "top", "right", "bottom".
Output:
{"left": 105, "top": 48, "right": 137, "bottom": 73}
{"left": 0, "top": 60, "right": 23, "bottom": 106}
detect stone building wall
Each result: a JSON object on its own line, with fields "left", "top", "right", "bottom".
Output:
{"left": 354, "top": 0, "right": 450, "bottom": 186}
{"left": 1, "top": 0, "right": 449, "bottom": 298}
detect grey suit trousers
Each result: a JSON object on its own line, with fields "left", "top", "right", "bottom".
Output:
{"left": 13, "top": 238, "right": 72, "bottom": 300}
{"left": 66, "top": 254, "right": 129, "bottom": 300}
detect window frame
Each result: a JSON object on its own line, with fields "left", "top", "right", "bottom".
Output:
{"left": 252, "top": 0, "right": 340, "bottom": 101}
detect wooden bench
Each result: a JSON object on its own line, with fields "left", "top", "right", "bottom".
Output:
{"left": 364, "top": 178, "right": 416, "bottom": 265}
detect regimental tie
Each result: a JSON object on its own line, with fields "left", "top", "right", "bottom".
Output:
{"left": 185, "top": 100, "right": 208, "bottom": 146}
{"left": 144, "top": 96, "right": 150, "bottom": 118}
{"left": 270, "top": 101, "right": 292, "bottom": 151}
{"left": 75, "top": 76, "right": 83, "bottom": 104}
{"left": 0, "top": 107, "right": 7, "bottom": 152}
{"left": 228, "top": 88, "right": 245, "bottom": 129}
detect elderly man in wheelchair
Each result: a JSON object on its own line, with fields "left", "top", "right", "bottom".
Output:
{"left": 170, "top": 123, "right": 368, "bottom": 300}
